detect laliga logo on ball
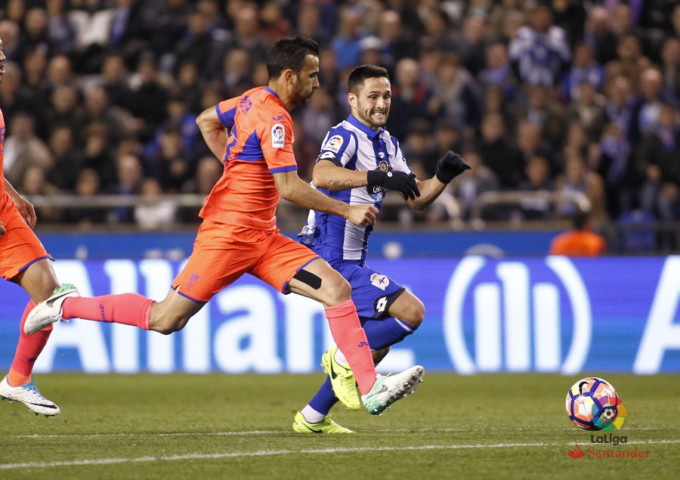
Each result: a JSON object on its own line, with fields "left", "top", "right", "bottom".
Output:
{"left": 443, "top": 256, "right": 592, "bottom": 374}
{"left": 565, "top": 377, "right": 627, "bottom": 431}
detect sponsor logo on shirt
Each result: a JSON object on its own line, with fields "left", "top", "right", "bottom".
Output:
{"left": 272, "top": 123, "right": 285, "bottom": 148}
{"left": 325, "top": 135, "right": 344, "bottom": 153}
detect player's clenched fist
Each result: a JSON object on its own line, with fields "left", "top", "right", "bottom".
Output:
{"left": 347, "top": 204, "right": 378, "bottom": 226}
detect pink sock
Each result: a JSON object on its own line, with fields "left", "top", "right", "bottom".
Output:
{"left": 325, "top": 299, "right": 376, "bottom": 394}
{"left": 9, "top": 300, "right": 51, "bottom": 384}
{"left": 62, "top": 293, "right": 153, "bottom": 330}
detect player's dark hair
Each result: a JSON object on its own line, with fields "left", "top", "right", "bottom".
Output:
{"left": 267, "top": 37, "right": 319, "bottom": 79}
{"left": 348, "top": 65, "right": 390, "bottom": 94}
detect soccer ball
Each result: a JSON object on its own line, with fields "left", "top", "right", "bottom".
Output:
{"left": 565, "top": 377, "right": 621, "bottom": 430}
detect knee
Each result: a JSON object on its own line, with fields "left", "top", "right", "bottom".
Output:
{"left": 321, "top": 273, "right": 352, "bottom": 306}
{"left": 149, "top": 311, "right": 189, "bottom": 335}
{"left": 400, "top": 298, "right": 425, "bottom": 329}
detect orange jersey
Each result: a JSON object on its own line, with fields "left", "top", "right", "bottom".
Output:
{"left": 199, "top": 87, "right": 297, "bottom": 232}
{"left": 549, "top": 230, "right": 606, "bottom": 256}
{"left": 0, "top": 108, "right": 6, "bottom": 201}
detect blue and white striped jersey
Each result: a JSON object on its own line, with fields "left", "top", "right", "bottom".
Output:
{"left": 305, "top": 114, "right": 412, "bottom": 262}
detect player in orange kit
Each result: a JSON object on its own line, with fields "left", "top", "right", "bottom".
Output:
{"left": 0, "top": 38, "right": 63, "bottom": 416}
{"left": 25, "top": 37, "right": 424, "bottom": 417}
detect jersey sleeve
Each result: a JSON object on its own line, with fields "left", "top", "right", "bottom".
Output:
{"left": 259, "top": 106, "right": 297, "bottom": 173}
{"left": 216, "top": 97, "right": 240, "bottom": 129}
{"left": 389, "top": 136, "right": 414, "bottom": 175}
{"left": 317, "top": 127, "right": 356, "bottom": 168}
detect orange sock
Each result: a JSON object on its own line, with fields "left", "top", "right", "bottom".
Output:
{"left": 9, "top": 300, "right": 52, "bottom": 386}
{"left": 325, "top": 299, "right": 376, "bottom": 394}
{"left": 62, "top": 293, "right": 153, "bottom": 330}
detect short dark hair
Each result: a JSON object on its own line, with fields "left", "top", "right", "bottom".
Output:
{"left": 266, "top": 37, "right": 320, "bottom": 79}
{"left": 348, "top": 65, "right": 389, "bottom": 94}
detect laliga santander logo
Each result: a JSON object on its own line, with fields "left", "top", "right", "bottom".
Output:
{"left": 568, "top": 445, "right": 585, "bottom": 459}
{"left": 443, "top": 257, "right": 591, "bottom": 374}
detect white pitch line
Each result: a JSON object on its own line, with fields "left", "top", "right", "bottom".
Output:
{"left": 1, "top": 440, "right": 679, "bottom": 471}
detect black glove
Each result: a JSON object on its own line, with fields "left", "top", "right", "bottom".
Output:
{"left": 435, "top": 151, "right": 471, "bottom": 184}
{"left": 367, "top": 170, "right": 421, "bottom": 200}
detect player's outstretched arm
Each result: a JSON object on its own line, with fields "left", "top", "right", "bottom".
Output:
{"left": 274, "top": 170, "right": 377, "bottom": 226}
{"left": 407, "top": 151, "right": 471, "bottom": 211}
{"left": 196, "top": 106, "right": 229, "bottom": 161}
{"left": 314, "top": 159, "right": 420, "bottom": 199}
{"left": 5, "top": 178, "right": 37, "bottom": 228}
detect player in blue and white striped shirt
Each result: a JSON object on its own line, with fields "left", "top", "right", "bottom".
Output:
{"left": 293, "top": 65, "right": 471, "bottom": 433}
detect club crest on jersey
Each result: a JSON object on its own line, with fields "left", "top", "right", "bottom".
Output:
{"left": 370, "top": 273, "right": 389, "bottom": 290}
{"left": 272, "top": 123, "right": 285, "bottom": 148}
{"left": 368, "top": 161, "right": 392, "bottom": 196}
{"left": 325, "top": 135, "right": 344, "bottom": 153}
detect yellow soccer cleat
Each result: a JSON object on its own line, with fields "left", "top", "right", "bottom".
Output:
{"left": 292, "top": 411, "right": 353, "bottom": 434}
{"left": 321, "top": 347, "right": 361, "bottom": 410}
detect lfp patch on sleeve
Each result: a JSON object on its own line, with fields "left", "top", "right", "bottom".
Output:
{"left": 272, "top": 123, "right": 285, "bottom": 148}
{"left": 324, "top": 135, "right": 344, "bottom": 153}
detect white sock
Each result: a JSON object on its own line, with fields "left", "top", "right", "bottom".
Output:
{"left": 301, "top": 405, "right": 326, "bottom": 423}
{"left": 334, "top": 348, "right": 348, "bottom": 366}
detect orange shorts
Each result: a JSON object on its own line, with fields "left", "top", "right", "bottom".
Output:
{"left": 172, "top": 219, "right": 319, "bottom": 302}
{"left": 0, "top": 196, "right": 52, "bottom": 281}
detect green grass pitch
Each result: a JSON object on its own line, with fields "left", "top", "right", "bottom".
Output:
{"left": 1, "top": 373, "right": 678, "bottom": 479}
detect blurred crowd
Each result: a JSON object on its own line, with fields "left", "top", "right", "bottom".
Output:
{"left": 2, "top": 0, "right": 680, "bottom": 239}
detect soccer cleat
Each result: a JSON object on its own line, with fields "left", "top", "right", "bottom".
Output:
{"left": 24, "top": 284, "right": 80, "bottom": 335}
{"left": 292, "top": 411, "right": 353, "bottom": 434}
{"left": 362, "top": 365, "right": 425, "bottom": 415}
{"left": 0, "top": 376, "right": 60, "bottom": 416}
{"left": 321, "top": 347, "right": 361, "bottom": 410}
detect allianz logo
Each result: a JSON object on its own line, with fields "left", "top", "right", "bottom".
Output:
{"left": 443, "top": 256, "right": 590, "bottom": 374}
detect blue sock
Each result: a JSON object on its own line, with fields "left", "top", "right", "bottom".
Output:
{"left": 308, "top": 377, "right": 339, "bottom": 415}
{"left": 362, "top": 317, "right": 414, "bottom": 350}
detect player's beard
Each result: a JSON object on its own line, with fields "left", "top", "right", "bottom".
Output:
{"left": 294, "top": 79, "right": 316, "bottom": 105}
{"left": 357, "top": 105, "right": 389, "bottom": 130}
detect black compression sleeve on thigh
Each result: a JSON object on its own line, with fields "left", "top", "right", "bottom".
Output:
{"left": 293, "top": 269, "right": 322, "bottom": 290}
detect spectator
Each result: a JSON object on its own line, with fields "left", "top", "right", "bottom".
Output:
{"left": 429, "top": 52, "right": 482, "bottom": 142}
{"left": 2, "top": 111, "right": 52, "bottom": 186}
{"left": 330, "top": 6, "right": 365, "bottom": 71}
{"left": 99, "top": 53, "right": 133, "bottom": 111}
{"left": 659, "top": 36, "right": 680, "bottom": 101}
{"left": 514, "top": 84, "right": 568, "bottom": 150}
{"left": 476, "top": 112, "right": 525, "bottom": 189}
{"left": 635, "top": 102, "right": 680, "bottom": 221}
{"left": 134, "top": 177, "right": 177, "bottom": 231}
{"left": 549, "top": 208, "right": 607, "bottom": 256}
{"left": 604, "top": 33, "right": 652, "bottom": 94}
{"left": 584, "top": 6, "right": 618, "bottom": 64}
{"left": 478, "top": 41, "right": 517, "bottom": 101}
{"left": 19, "top": 165, "right": 61, "bottom": 223}
{"left": 517, "top": 155, "right": 555, "bottom": 221}
{"left": 567, "top": 81, "right": 607, "bottom": 142}
{"left": 561, "top": 43, "right": 605, "bottom": 103}
{"left": 387, "top": 57, "right": 435, "bottom": 141}
{"left": 604, "top": 74, "right": 635, "bottom": 136}
{"left": 555, "top": 153, "right": 608, "bottom": 228}
{"left": 63, "top": 168, "right": 105, "bottom": 228}
{"left": 509, "top": 4, "right": 571, "bottom": 87}
{"left": 109, "top": 153, "right": 143, "bottom": 223}
{"left": 376, "top": 9, "right": 418, "bottom": 67}
{"left": 46, "top": 125, "right": 85, "bottom": 192}
{"left": 449, "top": 149, "right": 500, "bottom": 221}
{"left": 594, "top": 122, "right": 632, "bottom": 219}
{"left": 629, "top": 67, "right": 678, "bottom": 144}
{"left": 516, "top": 120, "right": 557, "bottom": 177}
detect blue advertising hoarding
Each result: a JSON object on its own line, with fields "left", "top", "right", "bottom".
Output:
{"left": 1, "top": 256, "right": 679, "bottom": 374}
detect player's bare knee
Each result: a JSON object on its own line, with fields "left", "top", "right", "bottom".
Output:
{"left": 402, "top": 298, "right": 425, "bottom": 329}
{"left": 321, "top": 274, "right": 351, "bottom": 306}
{"left": 149, "top": 312, "right": 188, "bottom": 335}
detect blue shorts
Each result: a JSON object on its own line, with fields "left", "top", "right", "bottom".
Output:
{"left": 331, "top": 260, "right": 405, "bottom": 320}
